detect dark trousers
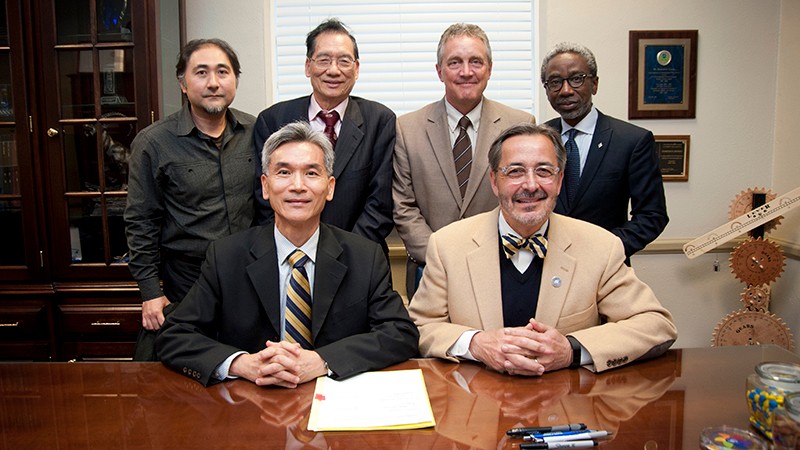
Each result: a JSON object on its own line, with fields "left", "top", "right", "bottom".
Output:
{"left": 133, "top": 252, "right": 203, "bottom": 361}
{"left": 404, "top": 259, "right": 425, "bottom": 303}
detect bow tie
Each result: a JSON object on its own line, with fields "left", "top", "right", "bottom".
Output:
{"left": 501, "top": 233, "right": 547, "bottom": 259}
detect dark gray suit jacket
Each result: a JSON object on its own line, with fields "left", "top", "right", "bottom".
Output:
{"left": 253, "top": 95, "right": 395, "bottom": 252}
{"left": 156, "top": 223, "right": 419, "bottom": 386}
{"left": 546, "top": 110, "right": 668, "bottom": 258}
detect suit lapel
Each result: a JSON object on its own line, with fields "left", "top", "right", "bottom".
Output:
{"left": 334, "top": 98, "right": 365, "bottom": 179}
{"left": 426, "top": 100, "right": 463, "bottom": 205}
{"left": 310, "top": 225, "right": 347, "bottom": 342}
{"left": 466, "top": 208, "right": 504, "bottom": 331}
{"left": 462, "top": 98, "right": 496, "bottom": 214}
{"left": 245, "top": 227, "right": 283, "bottom": 337}
{"left": 575, "top": 111, "right": 611, "bottom": 206}
{"left": 536, "top": 214, "right": 576, "bottom": 326}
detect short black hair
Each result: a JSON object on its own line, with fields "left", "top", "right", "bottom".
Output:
{"left": 305, "top": 18, "right": 359, "bottom": 60}
{"left": 176, "top": 38, "right": 242, "bottom": 80}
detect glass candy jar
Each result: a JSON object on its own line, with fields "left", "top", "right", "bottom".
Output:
{"left": 746, "top": 362, "right": 800, "bottom": 438}
{"left": 773, "top": 392, "right": 800, "bottom": 450}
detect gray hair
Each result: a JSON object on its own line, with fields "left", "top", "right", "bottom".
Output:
{"left": 436, "top": 23, "right": 492, "bottom": 66}
{"left": 540, "top": 42, "right": 598, "bottom": 82}
{"left": 488, "top": 123, "right": 567, "bottom": 172}
{"left": 261, "top": 121, "right": 335, "bottom": 176}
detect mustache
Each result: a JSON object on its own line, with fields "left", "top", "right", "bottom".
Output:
{"left": 512, "top": 189, "right": 547, "bottom": 201}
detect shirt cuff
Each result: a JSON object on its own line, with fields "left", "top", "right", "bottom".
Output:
{"left": 137, "top": 277, "right": 164, "bottom": 301}
{"left": 213, "top": 351, "right": 247, "bottom": 381}
{"left": 566, "top": 335, "right": 593, "bottom": 368}
{"left": 448, "top": 330, "right": 481, "bottom": 361}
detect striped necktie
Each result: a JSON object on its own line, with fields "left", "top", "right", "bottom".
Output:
{"left": 501, "top": 234, "right": 548, "bottom": 259}
{"left": 285, "top": 249, "right": 313, "bottom": 349}
{"left": 452, "top": 115, "right": 473, "bottom": 200}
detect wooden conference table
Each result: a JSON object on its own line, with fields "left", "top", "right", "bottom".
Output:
{"left": 0, "top": 345, "right": 796, "bottom": 449}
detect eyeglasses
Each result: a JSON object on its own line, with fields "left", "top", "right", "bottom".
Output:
{"left": 496, "top": 164, "right": 561, "bottom": 184}
{"left": 543, "top": 74, "right": 594, "bottom": 92}
{"left": 311, "top": 56, "right": 356, "bottom": 70}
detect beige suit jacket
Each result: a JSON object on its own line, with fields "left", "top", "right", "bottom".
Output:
{"left": 392, "top": 98, "right": 535, "bottom": 263}
{"left": 408, "top": 208, "right": 677, "bottom": 372}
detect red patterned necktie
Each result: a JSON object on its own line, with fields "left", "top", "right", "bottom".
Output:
{"left": 318, "top": 110, "right": 340, "bottom": 148}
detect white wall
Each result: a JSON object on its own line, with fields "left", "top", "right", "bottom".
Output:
{"left": 539, "top": 0, "right": 800, "bottom": 350}
{"left": 183, "top": 0, "right": 800, "bottom": 350}
{"left": 183, "top": 0, "right": 271, "bottom": 116}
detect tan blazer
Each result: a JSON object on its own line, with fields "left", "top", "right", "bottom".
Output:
{"left": 408, "top": 208, "right": 677, "bottom": 372}
{"left": 392, "top": 98, "right": 535, "bottom": 263}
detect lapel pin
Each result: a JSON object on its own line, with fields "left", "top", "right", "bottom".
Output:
{"left": 551, "top": 276, "right": 562, "bottom": 287}
{"left": 598, "top": 142, "right": 603, "bottom": 148}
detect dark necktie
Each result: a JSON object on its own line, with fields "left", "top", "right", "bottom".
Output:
{"left": 564, "top": 128, "right": 580, "bottom": 208}
{"left": 318, "top": 110, "right": 340, "bottom": 148}
{"left": 452, "top": 116, "right": 473, "bottom": 200}
{"left": 285, "top": 249, "right": 313, "bottom": 349}
{"left": 501, "top": 233, "right": 548, "bottom": 259}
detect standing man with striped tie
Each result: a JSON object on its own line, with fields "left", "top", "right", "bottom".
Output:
{"left": 408, "top": 123, "right": 676, "bottom": 376}
{"left": 157, "top": 122, "right": 418, "bottom": 387}
{"left": 393, "top": 23, "right": 535, "bottom": 300}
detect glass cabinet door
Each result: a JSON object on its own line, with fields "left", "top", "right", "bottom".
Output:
{"left": 0, "top": 0, "right": 41, "bottom": 281}
{"left": 39, "top": 0, "right": 152, "bottom": 279}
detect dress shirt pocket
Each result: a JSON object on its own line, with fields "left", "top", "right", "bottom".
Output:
{"left": 163, "top": 160, "right": 222, "bottom": 207}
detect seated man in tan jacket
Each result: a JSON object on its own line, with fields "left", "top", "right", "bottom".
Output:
{"left": 408, "top": 123, "right": 676, "bottom": 375}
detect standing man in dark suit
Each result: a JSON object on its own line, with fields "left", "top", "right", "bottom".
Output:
{"left": 253, "top": 19, "right": 395, "bottom": 253}
{"left": 156, "top": 122, "right": 418, "bottom": 387}
{"left": 541, "top": 42, "right": 668, "bottom": 259}
{"left": 393, "top": 23, "right": 535, "bottom": 299}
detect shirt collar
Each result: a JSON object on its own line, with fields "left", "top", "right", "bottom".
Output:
{"left": 498, "top": 211, "right": 549, "bottom": 238}
{"left": 560, "top": 105, "right": 598, "bottom": 136}
{"left": 444, "top": 97, "right": 483, "bottom": 133}
{"left": 274, "top": 225, "right": 321, "bottom": 265}
{"left": 309, "top": 95, "right": 349, "bottom": 123}
{"left": 176, "top": 102, "right": 250, "bottom": 137}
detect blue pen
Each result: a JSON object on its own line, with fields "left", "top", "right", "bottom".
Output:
{"left": 521, "top": 440, "right": 599, "bottom": 449}
{"left": 529, "top": 431, "right": 611, "bottom": 443}
{"left": 523, "top": 430, "right": 602, "bottom": 441}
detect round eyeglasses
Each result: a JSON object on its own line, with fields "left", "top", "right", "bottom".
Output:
{"left": 543, "top": 74, "right": 594, "bottom": 92}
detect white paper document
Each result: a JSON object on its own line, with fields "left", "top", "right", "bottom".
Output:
{"left": 307, "top": 369, "right": 436, "bottom": 431}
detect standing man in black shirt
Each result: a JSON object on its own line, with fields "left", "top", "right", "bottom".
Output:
{"left": 125, "top": 38, "right": 256, "bottom": 360}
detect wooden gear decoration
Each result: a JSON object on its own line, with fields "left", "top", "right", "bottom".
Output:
{"left": 703, "top": 186, "right": 797, "bottom": 351}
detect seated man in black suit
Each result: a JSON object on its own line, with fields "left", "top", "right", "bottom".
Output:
{"left": 156, "top": 122, "right": 419, "bottom": 387}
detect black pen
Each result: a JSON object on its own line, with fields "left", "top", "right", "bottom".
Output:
{"left": 507, "top": 423, "right": 587, "bottom": 436}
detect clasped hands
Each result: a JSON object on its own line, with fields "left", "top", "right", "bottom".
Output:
{"left": 468, "top": 318, "right": 573, "bottom": 376}
{"left": 229, "top": 341, "right": 327, "bottom": 388}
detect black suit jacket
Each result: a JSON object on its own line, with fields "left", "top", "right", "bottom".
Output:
{"left": 155, "top": 223, "right": 419, "bottom": 386}
{"left": 253, "top": 95, "right": 396, "bottom": 252}
{"left": 546, "top": 110, "right": 668, "bottom": 257}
